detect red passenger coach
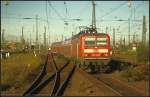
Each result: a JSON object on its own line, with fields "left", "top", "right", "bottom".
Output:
{"left": 51, "top": 32, "right": 112, "bottom": 72}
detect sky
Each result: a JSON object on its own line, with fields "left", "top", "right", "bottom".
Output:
{"left": 1, "top": 1, "right": 149, "bottom": 45}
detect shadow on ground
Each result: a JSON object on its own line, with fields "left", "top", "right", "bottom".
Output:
{"left": 107, "top": 59, "right": 132, "bottom": 73}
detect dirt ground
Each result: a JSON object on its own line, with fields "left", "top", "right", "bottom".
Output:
{"left": 63, "top": 67, "right": 149, "bottom": 96}
{"left": 111, "top": 51, "right": 149, "bottom": 96}
{"left": 63, "top": 67, "right": 121, "bottom": 96}
{"left": 109, "top": 73, "right": 149, "bottom": 96}
{"left": 1, "top": 52, "right": 148, "bottom": 96}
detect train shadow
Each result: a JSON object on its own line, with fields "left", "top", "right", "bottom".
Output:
{"left": 107, "top": 59, "right": 132, "bottom": 73}
{"left": 82, "top": 59, "right": 132, "bottom": 74}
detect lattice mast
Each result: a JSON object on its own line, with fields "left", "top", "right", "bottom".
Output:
{"left": 91, "top": 0, "right": 97, "bottom": 33}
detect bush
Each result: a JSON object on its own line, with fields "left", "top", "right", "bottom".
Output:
{"left": 120, "top": 66, "right": 133, "bottom": 78}
{"left": 130, "top": 68, "right": 146, "bottom": 81}
{"left": 120, "top": 66, "right": 148, "bottom": 81}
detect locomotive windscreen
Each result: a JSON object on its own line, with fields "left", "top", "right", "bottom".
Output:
{"left": 84, "top": 37, "right": 107, "bottom": 45}
{"left": 84, "top": 37, "right": 95, "bottom": 45}
{"left": 96, "top": 38, "right": 107, "bottom": 45}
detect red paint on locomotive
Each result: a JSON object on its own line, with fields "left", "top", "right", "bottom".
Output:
{"left": 80, "top": 33, "right": 112, "bottom": 60}
{"left": 51, "top": 32, "right": 112, "bottom": 61}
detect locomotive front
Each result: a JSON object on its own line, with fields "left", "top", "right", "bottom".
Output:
{"left": 80, "top": 33, "right": 112, "bottom": 72}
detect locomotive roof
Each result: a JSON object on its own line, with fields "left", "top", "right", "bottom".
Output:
{"left": 51, "top": 32, "right": 109, "bottom": 46}
{"left": 72, "top": 32, "right": 109, "bottom": 38}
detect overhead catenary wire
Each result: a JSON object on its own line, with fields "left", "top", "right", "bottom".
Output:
{"left": 99, "top": 1, "right": 127, "bottom": 19}
{"left": 77, "top": 1, "right": 90, "bottom": 19}
{"left": 118, "top": 20, "right": 128, "bottom": 28}
{"left": 47, "top": 1, "right": 73, "bottom": 42}
{"left": 48, "top": 1, "right": 65, "bottom": 22}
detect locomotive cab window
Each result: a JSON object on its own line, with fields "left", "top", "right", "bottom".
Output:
{"left": 84, "top": 37, "right": 95, "bottom": 45}
{"left": 96, "top": 38, "right": 107, "bottom": 45}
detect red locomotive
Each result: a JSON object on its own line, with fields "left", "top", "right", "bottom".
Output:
{"left": 50, "top": 1, "right": 113, "bottom": 72}
{"left": 51, "top": 28, "right": 112, "bottom": 72}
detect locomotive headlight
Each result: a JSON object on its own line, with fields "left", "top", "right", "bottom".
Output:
{"left": 84, "top": 49, "right": 94, "bottom": 53}
{"left": 98, "top": 49, "right": 108, "bottom": 53}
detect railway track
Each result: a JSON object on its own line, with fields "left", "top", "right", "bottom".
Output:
{"left": 22, "top": 52, "right": 76, "bottom": 96}
{"left": 75, "top": 69, "right": 123, "bottom": 96}
{"left": 93, "top": 74, "right": 146, "bottom": 96}
{"left": 82, "top": 59, "right": 146, "bottom": 96}
{"left": 81, "top": 67, "right": 143, "bottom": 96}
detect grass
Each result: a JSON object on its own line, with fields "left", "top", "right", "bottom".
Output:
{"left": 1, "top": 52, "right": 43, "bottom": 95}
{"left": 112, "top": 51, "right": 137, "bottom": 63}
{"left": 136, "top": 43, "right": 149, "bottom": 63}
{"left": 112, "top": 64, "right": 148, "bottom": 82}
{"left": 112, "top": 43, "right": 149, "bottom": 82}
{"left": 113, "top": 43, "right": 149, "bottom": 65}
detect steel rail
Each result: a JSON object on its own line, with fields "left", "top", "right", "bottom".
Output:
{"left": 97, "top": 75, "right": 146, "bottom": 96}
{"left": 50, "top": 54, "right": 76, "bottom": 96}
{"left": 50, "top": 52, "right": 60, "bottom": 96}
{"left": 54, "top": 65, "right": 76, "bottom": 96}
{"left": 24, "top": 60, "right": 70, "bottom": 96}
{"left": 22, "top": 53, "right": 49, "bottom": 96}
{"left": 50, "top": 71, "right": 60, "bottom": 96}
{"left": 81, "top": 69, "right": 122, "bottom": 96}
{"left": 96, "top": 77, "right": 123, "bottom": 96}
{"left": 23, "top": 52, "right": 73, "bottom": 96}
